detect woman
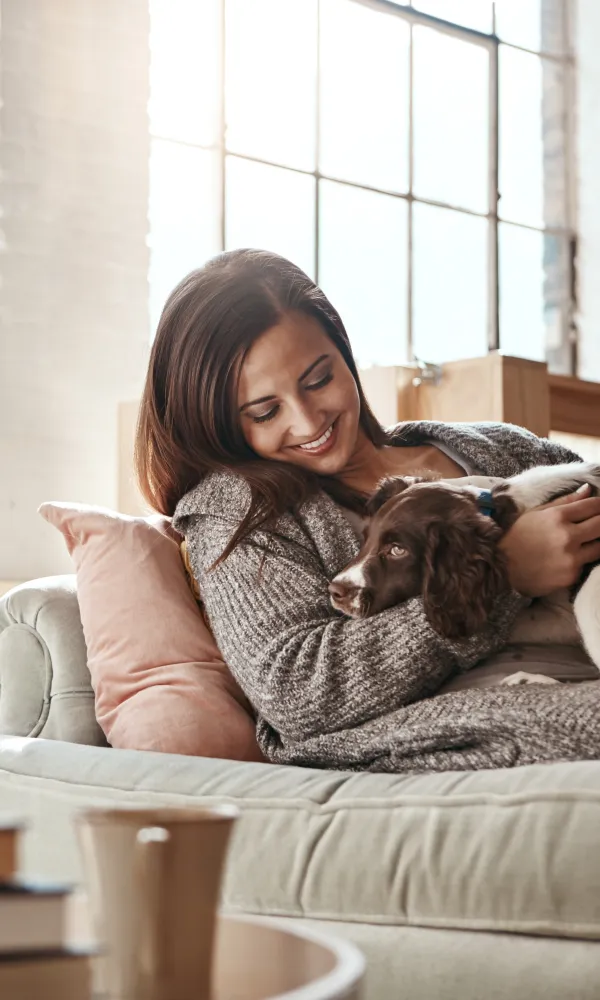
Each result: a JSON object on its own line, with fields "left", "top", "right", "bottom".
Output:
{"left": 136, "top": 249, "right": 600, "bottom": 772}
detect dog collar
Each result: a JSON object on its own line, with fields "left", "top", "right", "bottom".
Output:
{"left": 476, "top": 489, "right": 496, "bottom": 518}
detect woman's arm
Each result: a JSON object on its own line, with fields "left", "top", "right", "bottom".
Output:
{"left": 538, "top": 436, "right": 582, "bottom": 465}
{"left": 180, "top": 511, "right": 525, "bottom": 743}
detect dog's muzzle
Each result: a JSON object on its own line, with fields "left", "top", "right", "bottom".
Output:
{"left": 328, "top": 578, "right": 372, "bottom": 618}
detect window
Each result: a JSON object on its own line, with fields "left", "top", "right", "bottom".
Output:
{"left": 149, "top": 0, "right": 575, "bottom": 374}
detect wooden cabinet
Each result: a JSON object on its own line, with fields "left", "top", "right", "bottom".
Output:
{"left": 359, "top": 354, "right": 600, "bottom": 441}
{"left": 548, "top": 374, "right": 600, "bottom": 437}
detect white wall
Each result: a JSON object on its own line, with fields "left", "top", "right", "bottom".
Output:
{"left": 0, "top": 1, "right": 150, "bottom": 580}
{"left": 0, "top": 1, "right": 597, "bottom": 583}
{"left": 575, "top": 0, "right": 600, "bottom": 382}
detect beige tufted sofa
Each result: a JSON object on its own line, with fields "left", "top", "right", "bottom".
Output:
{"left": 1, "top": 576, "right": 600, "bottom": 1000}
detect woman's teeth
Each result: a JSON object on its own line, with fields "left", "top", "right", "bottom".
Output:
{"left": 297, "top": 423, "right": 334, "bottom": 452}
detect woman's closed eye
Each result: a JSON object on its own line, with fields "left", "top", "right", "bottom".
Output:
{"left": 305, "top": 371, "right": 333, "bottom": 392}
{"left": 251, "top": 405, "right": 279, "bottom": 424}
{"left": 249, "top": 371, "right": 334, "bottom": 423}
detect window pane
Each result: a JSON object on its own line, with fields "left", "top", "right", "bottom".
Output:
{"left": 225, "top": 0, "right": 317, "bottom": 171}
{"left": 413, "top": 27, "right": 489, "bottom": 212}
{"left": 499, "top": 47, "right": 566, "bottom": 228}
{"left": 495, "top": 0, "right": 565, "bottom": 55}
{"left": 413, "top": 0, "right": 493, "bottom": 33}
{"left": 149, "top": 0, "right": 221, "bottom": 145}
{"left": 499, "top": 223, "right": 567, "bottom": 363}
{"left": 413, "top": 203, "right": 488, "bottom": 361}
{"left": 318, "top": 181, "right": 408, "bottom": 367}
{"left": 319, "top": 0, "right": 410, "bottom": 192}
{"left": 225, "top": 157, "right": 316, "bottom": 278}
{"left": 149, "top": 141, "right": 221, "bottom": 334}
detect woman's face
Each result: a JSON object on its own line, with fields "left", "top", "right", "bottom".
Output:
{"left": 237, "top": 311, "right": 362, "bottom": 476}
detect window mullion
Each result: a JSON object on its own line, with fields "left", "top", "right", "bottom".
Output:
{"left": 487, "top": 38, "right": 500, "bottom": 352}
{"left": 315, "top": 0, "right": 322, "bottom": 283}
{"left": 407, "top": 20, "right": 414, "bottom": 362}
{"left": 219, "top": 0, "right": 227, "bottom": 252}
{"left": 563, "top": 0, "right": 577, "bottom": 375}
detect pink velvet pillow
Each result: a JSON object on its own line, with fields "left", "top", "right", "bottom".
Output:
{"left": 39, "top": 502, "right": 263, "bottom": 761}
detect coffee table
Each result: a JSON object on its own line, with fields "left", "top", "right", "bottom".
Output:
{"left": 212, "top": 914, "right": 364, "bottom": 999}
{"left": 67, "top": 892, "right": 365, "bottom": 999}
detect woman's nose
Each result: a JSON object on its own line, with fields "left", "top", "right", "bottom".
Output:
{"left": 287, "top": 400, "right": 322, "bottom": 442}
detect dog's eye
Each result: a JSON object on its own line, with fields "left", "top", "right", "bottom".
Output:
{"left": 386, "top": 544, "right": 406, "bottom": 559}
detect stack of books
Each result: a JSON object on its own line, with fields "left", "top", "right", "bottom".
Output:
{"left": 0, "top": 820, "right": 92, "bottom": 998}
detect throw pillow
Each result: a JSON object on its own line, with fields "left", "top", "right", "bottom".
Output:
{"left": 39, "top": 502, "right": 263, "bottom": 761}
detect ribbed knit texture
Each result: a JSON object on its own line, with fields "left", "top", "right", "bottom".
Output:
{"left": 173, "top": 421, "right": 600, "bottom": 772}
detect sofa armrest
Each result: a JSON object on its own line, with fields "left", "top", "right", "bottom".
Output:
{"left": 0, "top": 576, "right": 106, "bottom": 746}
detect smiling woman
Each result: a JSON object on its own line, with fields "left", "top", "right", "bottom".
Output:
{"left": 134, "top": 248, "right": 600, "bottom": 775}
{"left": 135, "top": 248, "right": 390, "bottom": 559}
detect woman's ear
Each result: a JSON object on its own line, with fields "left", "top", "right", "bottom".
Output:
{"left": 367, "top": 475, "right": 426, "bottom": 517}
{"left": 421, "top": 517, "right": 509, "bottom": 639}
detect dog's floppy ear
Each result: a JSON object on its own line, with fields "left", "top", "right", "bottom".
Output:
{"left": 421, "top": 517, "right": 509, "bottom": 640}
{"left": 367, "top": 476, "right": 425, "bottom": 517}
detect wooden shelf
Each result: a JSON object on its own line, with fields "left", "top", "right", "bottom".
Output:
{"left": 548, "top": 374, "right": 600, "bottom": 437}
{"left": 359, "top": 357, "right": 600, "bottom": 441}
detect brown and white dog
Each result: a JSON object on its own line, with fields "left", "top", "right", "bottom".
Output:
{"left": 329, "top": 462, "right": 600, "bottom": 672}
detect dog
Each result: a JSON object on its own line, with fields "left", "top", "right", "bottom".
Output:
{"left": 329, "top": 462, "right": 600, "bottom": 675}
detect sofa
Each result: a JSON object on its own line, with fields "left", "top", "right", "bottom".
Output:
{"left": 1, "top": 576, "right": 600, "bottom": 1000}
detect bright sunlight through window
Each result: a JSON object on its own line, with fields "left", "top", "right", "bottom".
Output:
{"left": 148, "top": 0, "right": 575, "bottom": 374}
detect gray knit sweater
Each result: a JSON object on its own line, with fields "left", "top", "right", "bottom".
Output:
{"left": 173, "top": 421, "right": 600, "bottom": 772}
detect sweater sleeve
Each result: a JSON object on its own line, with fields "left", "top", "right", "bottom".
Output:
{"left": 468, "top": 422, "right": 583, "bottom": 467}
{"left": 176, "top": 504, "right": 526, "bottom": 743}
{"left": 539, "top": 436, "right": 583, "bottom": 465}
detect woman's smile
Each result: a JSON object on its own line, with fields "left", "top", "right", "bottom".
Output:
{"left": 290, "top": 417, "right": 339, "bottom": 456}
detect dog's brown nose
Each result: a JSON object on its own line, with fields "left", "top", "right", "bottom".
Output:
{"left": 329, "top": 577, "right": 372, "bottom": 618}
{"left": 328, "top": 580, "right": 354, "bottom": 602}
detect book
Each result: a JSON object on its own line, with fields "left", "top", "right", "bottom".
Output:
{"left": 0, "top": 880, "right": 71, "bottom": 952}
{"left": 0, "top": 823, "right": 22, "bottom": 881}
{"left": 0, "top": 947, "right": 91, "bottom": 1000}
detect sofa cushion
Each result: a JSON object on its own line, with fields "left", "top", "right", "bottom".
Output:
{"left": 1, "top": 737, "right": 599, "bottom": 941}
{"left": 38, "top": 503, "right": 263, "bottom": 761}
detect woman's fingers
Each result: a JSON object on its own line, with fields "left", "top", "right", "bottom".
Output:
{"left": 561, "top": 496, "right": 600, "bottom": 523}
{"left": 574, "top": 512, "right": 600, "bottom": 544}
{"left": 541, "top": 484, "right": 592, "bottom": 509}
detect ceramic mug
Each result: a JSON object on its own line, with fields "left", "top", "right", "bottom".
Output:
{"left": 76, "top": 805, "right": 239, "bottom": 1000}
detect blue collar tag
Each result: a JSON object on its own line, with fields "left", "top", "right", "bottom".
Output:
{"left": 477, "top": 489, "right": 496, "bottom": 518}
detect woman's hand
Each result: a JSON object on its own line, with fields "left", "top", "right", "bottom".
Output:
{"left": 499, "top": 485, "right": 600, "bottom": 597}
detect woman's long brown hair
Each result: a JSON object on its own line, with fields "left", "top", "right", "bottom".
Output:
{"left": 135, "top": 249, "right": 388, "bottom": 561}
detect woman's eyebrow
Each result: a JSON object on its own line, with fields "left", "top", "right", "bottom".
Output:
{"left": 299, "top": 354, "right": 330, "bottom": 382}
{"left": 239, "top": 393, "right": 276, "bottom": 413}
